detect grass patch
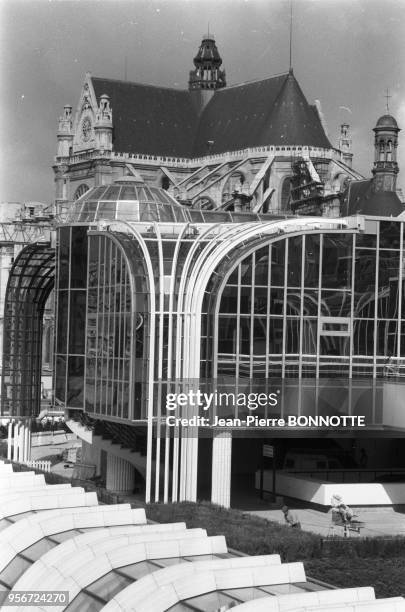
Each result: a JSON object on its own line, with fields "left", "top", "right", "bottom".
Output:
{"left": 145, "top": 501, "right": 405, "bottom": 599}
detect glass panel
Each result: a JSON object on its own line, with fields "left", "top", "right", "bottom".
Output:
{"left": 22, "top": 538, "right": 55, "bottom": 562}
{"left": 302, "top": 290, "right": 318, "bottom": 316}
{"left": 184, "top": 591, "right": 237, "bottom": 612}
{"left": 261, "top": 583, "right": 307, "bottom": 595}
{"left": 220, "top": 287, "right": 238, "bottom": 314}
{"left": 69, "top": 291, "right": 86, "bottom": 354}
{"left": 86, "top": 570, "right": 131, "bottom": 600}
{"left": 118, "top": 560, "right": 160, "bottom": 580}
{"left": 354, "top": 248, "right": 376, "bottom": 314}
{"left": 240, "top": 255, "right": 253, "bottom": 285}
{"left": 240, "top": 287, "right": 252, "bottom": 314}
{"left": 55, "top": 355, "right": 67, "bottom": 404}
{"left": 378, "top": 251, "right": 399, "bottom": 319}
{"left": 58, "top": 227, "right": 70, "bottom": 289}
{"left": 218, "top": 317, "right": 237, "bottom": 354}
{"left": 356, "top": 233, "right": 376, "bottom": 249}
{"left": 56, "top": 291, "right": 68, "bottom": 353}
{"left": 70, "top": 227, "right": 88, "bottom": 288}
{"left": 304, "top": 234, "right": 320, "bottom": 287}
{"left": 287, "top": 236, "right": 302, "bottom": 288}
{"left": 320, "top": 335, "right": 350, "bottom": 357}
{"left": 286, "top": 317, "right": 300, "bottom": 353}
{"left": 223, "top": 587, "right": 269, "bottom": 602}
{"left": 353, "top": 319, "right": 374, "bottom": 356}
{"left": 0, "top": 555, "right": 32, "bottom": 588}
{"left": 183, "top": 555, "right": 219, "bottom": 562}
{"left": 271, "top": 241, "right": 285, "bottom": 286}
{"left": 50, "top": 529, "right": 83, "bottom": 543}
{"left": 270, "top": 289, "right": 284, "bottom": 314}
{"left": 67, "top": 356, "right": 84, "bottom": 407}
{"left": 322, "top": 234, "right": 352, "bottom": 290}
{"left": 377, "top": 320, "right": 398, "bottom": 356}
{"left": 7, "top": 511, "right": 38, "bottom": 521}
{"left": 254, "top": 247, "right": 269, "bottom": 286}
{"left": 165, "top": 604, "right": 191, "bottom": 612}
{"left": 65, "top": 591, "right": 104, "bottom": 612}
{"left": 269, "top": 318, "right": 283, "bottom": 354}
{"left": 380, "top": 221, "right": 401, "bottom": 249}
{"left": 321, "top": 290, "right": 351, "bottom": 317}
{"left": 153, "top": 557, "right": 184, "bottom": 567}
{"left": 253, "top": 288, "right": 268, "bottom": 314}
{"left": 253, "top": 317, "right": 267, "bottom": 356}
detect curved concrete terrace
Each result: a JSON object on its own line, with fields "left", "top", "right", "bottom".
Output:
{"left": 0, "top": 460, "right": 404, "bottom": 612}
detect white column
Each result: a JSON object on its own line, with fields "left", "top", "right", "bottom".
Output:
{"left": 23, "top": 420, "right": 31, "bottom": 462}
{"left": 179, "top": 434, "right": 198, "bottom": 502}
{"left": 7, "top": 420, "right": 13, "bottom": 460}
{"left": 211, "top": 431, "right": 232, "bottom": 508}
{"left": 106, "top": 453, "right": 135, "bottom": 494}
{"left": 18, "top": 422, "right": 25, "bottom": 463}
{"left": 27, "top": 420, "right": 32, "bottom": 461}
{"left": 13, "top": 421, "right": 19, "bottom": 461}
{"left": 81, "top": 440, "right": 101, "bottom": 475}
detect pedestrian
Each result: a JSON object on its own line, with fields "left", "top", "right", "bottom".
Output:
{"left": 282, "top": 505, "right": 301, "bottom": 529}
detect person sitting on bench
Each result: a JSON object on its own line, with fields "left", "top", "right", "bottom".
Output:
{"left": 337, "top": 502, "right": 354, "bottom": 524}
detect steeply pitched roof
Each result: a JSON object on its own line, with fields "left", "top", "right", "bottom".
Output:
{"left": 92, "top": 77, "right": 197, "bottom": 157}
{"left": 342, "top": 179, "right": 403, "bottom": 217}
{"left": 91, "top": 71, "right": 331, "bottom": 158}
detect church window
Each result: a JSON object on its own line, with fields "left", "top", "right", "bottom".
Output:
{"left": 387, "top": 140, "right": 392, "bottom": 162}
{"left": 280, "top": 176, "right": 292, "bottom": 210}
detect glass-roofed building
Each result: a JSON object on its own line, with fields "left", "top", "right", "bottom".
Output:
{"left": 2, "top": 34, "right": 405, "bottom": 508}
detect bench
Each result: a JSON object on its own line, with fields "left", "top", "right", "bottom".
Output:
{"left": 328, "top": 509, "right": 365, "bottom": 537}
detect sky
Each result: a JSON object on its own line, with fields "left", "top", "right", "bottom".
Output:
{"left": 1, "top": 0, "right": 405, "bottom": 204}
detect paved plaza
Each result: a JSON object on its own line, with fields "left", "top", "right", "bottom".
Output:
{"left": 249, "top": 506, "right": 405, "bottom": 538}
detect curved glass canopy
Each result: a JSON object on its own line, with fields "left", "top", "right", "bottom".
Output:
{"left": 60, "top": 176, "right": 289, "bottom": 225}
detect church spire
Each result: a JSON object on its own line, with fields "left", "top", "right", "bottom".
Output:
{"left": 188, "top": 33, "right": 226, "bottom": 92}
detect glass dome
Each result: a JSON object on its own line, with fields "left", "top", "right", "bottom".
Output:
{"left": 63, "top": 176, "right": 191, "bottom": 223}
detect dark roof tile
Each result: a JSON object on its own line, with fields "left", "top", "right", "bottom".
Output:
{"left": 91, "top": 71, "right": 331, "bottom": 158}
{"left": 92, "top": 77, "right": 197, "bottom": 157}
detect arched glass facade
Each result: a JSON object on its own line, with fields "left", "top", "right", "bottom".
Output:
{"left": 207, "top": 221, "right": 404, "bottom": 381}
{"left": 1, "top": 243, "right": 55, "bottom": 417}
{"left": 85, "top": 232, "right": 150, "bottom": 420}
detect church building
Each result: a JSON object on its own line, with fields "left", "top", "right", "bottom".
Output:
{"left": 54, "top": 34, "right": 375, "bottom": 218}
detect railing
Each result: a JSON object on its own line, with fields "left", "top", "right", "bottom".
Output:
{"left": 22, "top": 460, "right": 52, "bottom": 472}
{"left": 55, "top": 145, "right": 339, "bottom": 168}
{"left": 286, "top": 468, "right": 405, "bottom": 484}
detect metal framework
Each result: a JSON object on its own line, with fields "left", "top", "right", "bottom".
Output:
{"left": 2, "top": 243, "right": 55, "bottom": 418}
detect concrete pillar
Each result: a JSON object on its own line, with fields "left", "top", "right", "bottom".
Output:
{"left": 106, "top": 453, "right": 135, "bottom": 494}
{"left": 7, "top": 420, "right": 13, "bottom": 460}
{"left": 23, "top": 420, "right": 31, "bottom": 462}
{"left": 179, "top": 434, "right": 198, "bottom": 502}
{"left": 81, "top": 440, "right": 101, "bottom": 475}
{"left": 13, "top": 421, "right": 19, "bottom": 461}
{"left": 211, "top": 431, "right": 232, "bottom": 508}
{"left": 27, "top": 420, "right": 32, "bottom": 461}
{"left": 18, "top": 422, "right": 25, "bottom": 463}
